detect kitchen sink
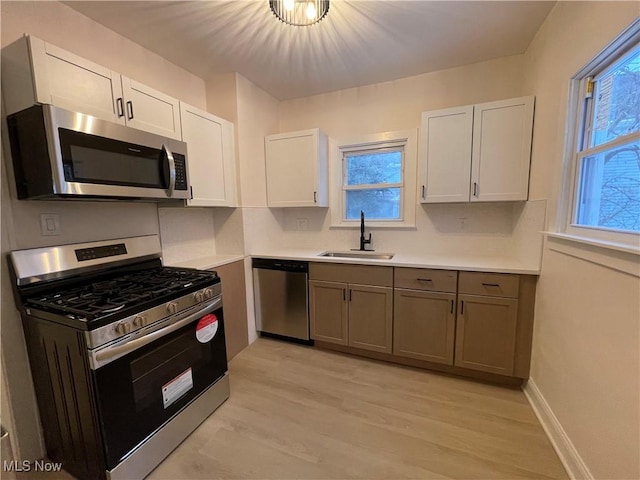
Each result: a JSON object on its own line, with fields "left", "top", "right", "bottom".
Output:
{"left": 319, "top": 251, "right": 395, "bottom": 260}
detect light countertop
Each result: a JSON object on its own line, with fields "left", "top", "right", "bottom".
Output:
{"left": 250, "top": 249, "right": 541, "bottom": 275}
{"left": 164, "top": 254, "right": 245, "bottom": 271}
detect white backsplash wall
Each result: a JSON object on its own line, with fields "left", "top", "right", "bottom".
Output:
{"left": 278, "top": 200, "right": 546, "bottom": 265}
{"left": 158, "top": 207, "right": 217, "bottom": 264}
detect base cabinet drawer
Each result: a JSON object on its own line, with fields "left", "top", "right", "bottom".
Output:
{"left": 454, "top": 295, "right": 518, "bottom": 375}
{"left": 393, "top": 289, "right": 455, "bottom": 365}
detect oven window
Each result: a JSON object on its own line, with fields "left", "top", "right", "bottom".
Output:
{"left": 93, "top": 308, "right": 227, "bottom": 469}
{"left": 130, "top": 328, "right": 211, "bottom": 412}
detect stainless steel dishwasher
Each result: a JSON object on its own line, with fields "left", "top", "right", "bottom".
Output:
{"left": 252, "top": 258, "right": 311, "bottom": 343}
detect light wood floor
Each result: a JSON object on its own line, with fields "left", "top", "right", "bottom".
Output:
{"left": 148, "top": 338, "right": 567, "bottom": 480}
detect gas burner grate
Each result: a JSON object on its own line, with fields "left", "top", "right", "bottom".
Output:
{"left": 26, "top": 267, "right": 218, "bottom": 321}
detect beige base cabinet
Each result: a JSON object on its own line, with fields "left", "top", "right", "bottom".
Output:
{"left": 214, "top": 260, "right": 249, "bottom": 361}
{"left": 454, "top": 295, "right": 518, "bottom": 375}
{"left": 315, "top": 265, "right": 537, "bottom": 382}
{"left": 309, "top": 263, "right": 393, "bottom": 353}
{"left": 2, "top": 34, "right": 181, "bottom": 139}
{"left": 394, "top": 289, "right": 456, "bottom": 364}
{"left": 454, "top": 271, "right": 524, "bottom": 376}
{"left": 393, "top": 267, "right": 458, "bottom": 364}
{"left": 309, "top": 280, "right": 349, "bottom": 345}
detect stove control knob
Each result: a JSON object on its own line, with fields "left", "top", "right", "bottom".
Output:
{"left": 204, "top": 288, "right": 214, "bottom": 299}
{"left": 133, "top": 315, "right": 147, "bottom": 328}
{"left": 193, "top": 291, "right": 204, "bottom": 303}
{"left": 167, "top": 302, "right": 178, "bottom": 315}
{"left": 115, "top": 322, "right": 131, "bottom": 335}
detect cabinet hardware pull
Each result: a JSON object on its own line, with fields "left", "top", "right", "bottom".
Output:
{"left": 460, "top": 300, "right": 464, "bottom": 315}
{"left": 416, "top": 278, "right": 432, "bottom": 282}
{"left": 450, "top": 299, "right": 454, "bottom": 314}
{"left": 126, "top": 100, "right": 134, "bottom": 120}
{"left": 421, "top": 185, "right": 425, "bottom": 199}
{"left": 313, "top": 191, "right": 317, "bottom": 203}
{"left": 473, "top": 182, "right": 478, "bottom": 197}
{"left": 116, "top": 98, "right": 124, "bottom": 117}
{"left": 349, "top": 289, "right": 352, "bottom": 301}
{"left": 343, "top": 289, "right": 346, "bottom": 301}
{"left": 482, "top": 283, "right": 500, "bottom": 287}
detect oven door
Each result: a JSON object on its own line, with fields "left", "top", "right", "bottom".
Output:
{"left": 92, "top": 297, "right": 227, "bottom": 469}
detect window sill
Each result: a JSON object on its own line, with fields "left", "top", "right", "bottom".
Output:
{"left": 544, "top": 232, "right": 639, "bottom": 277}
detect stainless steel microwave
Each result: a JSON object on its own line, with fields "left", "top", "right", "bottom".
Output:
{"left": 7, "top": 104, "right": 190, "bottom": 200}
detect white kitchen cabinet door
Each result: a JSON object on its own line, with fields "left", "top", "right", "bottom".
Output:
{"left": 2, "top": 35, "right": 123, "bottom": 122}
{"left": 180, "top": 102, "right": 237, "bottom": 207}
{"left": 265, "top": 128, "right": 328, "bottom": 207}
{"left": 470, "top": 96, "right": 534, "bottom": 202}
{"left": 419, "top": 106, "right": 474, "bottom": 203}
{"left": 121, "top": 77, "right": 181, "bottom": 140}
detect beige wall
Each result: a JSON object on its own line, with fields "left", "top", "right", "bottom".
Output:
{"left": 523, "top": 2, "right": 640, "bottom": 479}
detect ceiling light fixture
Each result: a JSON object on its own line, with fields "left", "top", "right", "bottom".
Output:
{"left": 269, "top": 0, "right": 330, "bottom": 26}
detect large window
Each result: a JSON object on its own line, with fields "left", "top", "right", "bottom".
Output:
{"left": 565, "top": 29, "right": 640, "bottom": 248}
{"left": 330, "top": 130, "right": 417, "bottom": 228}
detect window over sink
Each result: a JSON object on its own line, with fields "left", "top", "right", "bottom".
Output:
{"left": 331, "top": 129, "right": 418, "bottom": 228}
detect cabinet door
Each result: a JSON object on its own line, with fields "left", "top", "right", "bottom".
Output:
{"left": 121, "top": 76, "right": 181, "bottom": 139}
{"left": 309, "top": 280, "right": 348, "bottom": 345}
{"left": 348, "top": 284, "right": 393, "bottom": 354}
{"left": 214, "top": 261, "right": 248, "bottom": 361}
{"left": 470, "top": 96, "right": 534, "bottom": 202}
{"left": 29, "top": 36, "right": 123, "bottom": 123}
{"left": 265, "top": 129, "right": 328, "bottom": 207}
{"left": 393, "top": 289, "right": 455, "bottom": 365}
{"left": 454, "top": 294, "right": 518, "bottom": 375}
{"left": 419, "top": 106, "right": 473, "bottom": 203}
{"left": 180, "top": 103, "right": 237, "bottom": 207}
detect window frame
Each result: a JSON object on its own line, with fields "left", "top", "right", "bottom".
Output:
{"left": 329, "top": 129, "right": 418, "bottom": 229}
{"left": 341, "top": 143, "right": 405, "bottom": 223}
{"left": 559, "top": 21, "right": 640, "bottom": 251}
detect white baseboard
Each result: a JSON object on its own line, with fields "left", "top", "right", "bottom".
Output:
{"left": 522, "top": 379, "right": 593, "bottom": 480}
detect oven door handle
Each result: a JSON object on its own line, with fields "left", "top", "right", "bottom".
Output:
{"left": 92, "top": 297, "right": 221, "bottom": 369}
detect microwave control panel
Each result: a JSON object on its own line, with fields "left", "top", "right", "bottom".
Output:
{"left": 174, "top": 154, "right": 188, "bottom": 190}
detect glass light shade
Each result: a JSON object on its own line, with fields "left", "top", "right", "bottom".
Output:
{"left": 269, "top": 0, "right": 330, "bottom": 26}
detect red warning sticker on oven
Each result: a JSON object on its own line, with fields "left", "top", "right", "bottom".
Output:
{"left": 162, "top": 368, "right": 193, "bottom": 409}
{"left": 196, "top": 313, "right": 218, "bottom": 343}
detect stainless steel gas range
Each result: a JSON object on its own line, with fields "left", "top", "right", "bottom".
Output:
{"left": 9, "top": 235, "right": 229, "bottom": 480}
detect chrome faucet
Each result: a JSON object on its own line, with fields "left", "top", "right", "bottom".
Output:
{"left": 359, "top": 210, "right": 372, "bottom": 251}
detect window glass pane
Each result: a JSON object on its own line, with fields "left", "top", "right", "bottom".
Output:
{"left": 345, "top": 151, "right": 402, "bottom": 186}
{"left": 576, "top": 138, "right": 640, "bottom": 232}
{"left": 345, "top": 188, "right": 401, "bottom": 220}
{"left": 591, "top": 46, "right": 640, "bottom": 148}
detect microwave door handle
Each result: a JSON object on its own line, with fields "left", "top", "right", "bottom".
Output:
{"left": 162, "top": 144, "right": 176, "bottom": 197}
{"left": 92, "top": 296, "right": 222, "bottom": 369}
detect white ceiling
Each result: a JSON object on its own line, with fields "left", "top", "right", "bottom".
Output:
{"left": 64, "top": 0, "right": 555, "bottom": 101}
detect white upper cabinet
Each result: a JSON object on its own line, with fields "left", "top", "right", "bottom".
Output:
{"left": 419, "top": 96, "right": 534, "bottom": 203}
{"left": 420, "top": 106, "right": 474, "bottom": 203}
{"left": 470, "top": 97, "right": 534, "bottom": 202}
{"left": 180, "top": 102, "right": 237, "bottom": 207}
{"left": 265, "top": 128, "right": 328, "bottom": 207}
{"left": 2, "top": 35, "right": 181, "bottom": 139}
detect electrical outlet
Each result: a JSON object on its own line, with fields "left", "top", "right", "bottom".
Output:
{"left": 40, "top": 214, "right": 61, "bottom": 236}
{"left": 459, "top": 217, "right": 468, "bottom": 230}
{"left": 296, "top": 218, "right": 308, "bottom": 231}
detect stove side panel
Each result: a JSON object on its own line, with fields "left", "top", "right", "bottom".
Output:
{"left": 22, "top": 315, "right": 106, "bottom": 480}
